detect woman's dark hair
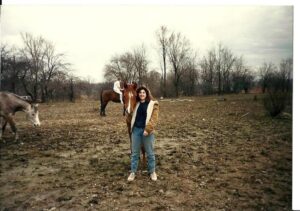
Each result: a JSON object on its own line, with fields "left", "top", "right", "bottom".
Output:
{"left": 136, "top": 86, "right": 152, "bottom": 102}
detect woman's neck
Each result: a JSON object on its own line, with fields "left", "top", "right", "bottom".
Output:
{"left": 140, "top": 99, "right": 146, "bottom": 103}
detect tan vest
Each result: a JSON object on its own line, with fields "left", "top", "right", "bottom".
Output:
{"left": 130, "top": 100, "right": 157, "bottom": 132}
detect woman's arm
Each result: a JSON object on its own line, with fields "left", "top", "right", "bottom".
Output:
{"left": 144, "top": 102, "right": 159, "bottom": 134}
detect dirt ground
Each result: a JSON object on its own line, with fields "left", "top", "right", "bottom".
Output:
{"left": 0, "top": 94, "right": 292, "bottom": 210}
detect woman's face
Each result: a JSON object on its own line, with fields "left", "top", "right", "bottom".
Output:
{"left": 138, "top": 89, "right": 147, "bottom": 101}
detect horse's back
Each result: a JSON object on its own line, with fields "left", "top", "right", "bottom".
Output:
{"left": 101, "top": 89, "right": 120, "bottom": 103}
{"left": 0, "top": 92, "right": 10, "bottom": 108}
{"left": 0, "top": 92, "right": 27, "bottom": 115}
{"left": 0, "top": 92, "right": 12, "bottom": 115}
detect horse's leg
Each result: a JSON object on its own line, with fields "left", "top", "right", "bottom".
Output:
{"left": 0, "top": 117, "right": 8, "bottom": 142}
{"left": 0, "top": 117, "right": 3, "bottom": 141}
{"left": 103, "top": 103, "right": 107, "bottom": 116}
{"left": 2, "top": 120, "right": 8, "bottom": 133}
{"left": 126, "top": 118, "right": 133, "bottom": 159}
{"left": 99, "top": 102, "right": 102, "bottom": 116}
{"left": 100, "top": 102, "right": 104, "bottom": 116}
{"left": 6, "top": 115, "right": 19, "bottom": 142}
{"left": 2, "top": 120, "right": 8, "bottom": 143}
{"left": 100, "top": 90, "right": 104, "bottom": 116}
{"left": 127, "top": 124, "right": 132, "bottom": 155}
{"left": 101, "top": 102, "right": 108, "bottom": 116}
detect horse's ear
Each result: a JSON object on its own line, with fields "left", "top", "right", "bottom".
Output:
{"left": 133, "top": 82, "right": 138, "bottom": 89}
{"left": 124, "top": 82, "right": 128, "bottom": 88}
{"left": 31, "top": 104, "right": 39, "bottom": 111}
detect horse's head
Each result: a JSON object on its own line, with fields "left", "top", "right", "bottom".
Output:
{"left": 123, "top": 82, "right": 138, "bottom": 115}
{"left": 26, "top": 104, "right": 41, "bottom": 127}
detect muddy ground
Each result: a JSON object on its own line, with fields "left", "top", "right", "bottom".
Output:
{"left": 0, "top": 94, "right": 292, "bottom": 210}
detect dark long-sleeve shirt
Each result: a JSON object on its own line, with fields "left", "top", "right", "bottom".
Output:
{"left": 134, "top": 101, "right": 149, "bottom": 129}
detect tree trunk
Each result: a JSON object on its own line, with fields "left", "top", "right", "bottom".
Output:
{"left": 218, "top": 68, "right": 221, "bottom": 95}
{"left": 69, "top": 79, "right": 75, "bottom": 102}
{"left": 163, "top": 52, "right": 167, "bottom": 97}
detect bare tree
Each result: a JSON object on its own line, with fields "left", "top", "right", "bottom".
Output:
{"left": 133, "top": 45, "right": 148, "bottom": 85}
{"left": 167, "top": 32, "right": 191, "bottom": 97}
{"left": 156, "top": 26, "right": 169, "bottom": 97}
{"left": 221, "top": 47, "right": 236, "bottom": 93}
{"left": 231, "top": 56, "right": 254, "bottom": 93}
{"left": 47, "top": 70, "right": 70, "bottom": 101}
{"left": 144, "top": 70, "right": 161, "bottom": 97}
{"left": 104, "top": 47, "right": 149, "bottom": 84}
{"left": 0, "top": 45, "right": 29, "bottom": 93}
{"left": 261, "top": 59, "right": 293, "bottom": 117}
{"left": 104, "top": 52, "right": 136, "bottom": 82}
{"left": 199, "top": 48, "right": 217, "bottom": 95}
{"left": 120, "top": 52, "right": 137, "bottom": 82}
{"left": 20, "top": 33, "right": 47, "bottom": 100}
{"left": 200, "top": 44, "right": 248, "bottom": 95}
{"left": 9, "top": 55, "right": 29, "bottom": 93}
{"left": 181, "top": 52, "right": 199, "bottom": 96}
{"left": 104, "top": 54, "right": 126, "bottom": 81}
{"left": 40, "top": 41, "right": 70, "bottom": 102}
{"left": 1, "top": 45, "right": 12, "bottom": 91}
{"left": 279, "top": 58, "right": 293, "bottom": 92}
{"left": 0, "top": 45, "right": 8, "bottom": 90}
{"left": 215, "top": 43, "right": 236, "bottom": 95}
{"left": 19, "top": 33, "right": 71, "bottom": 102}
{"left": 259, "top": 62, "right": 277, "bottom": 93}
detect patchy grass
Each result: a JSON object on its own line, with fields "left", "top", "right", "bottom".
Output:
{"left": 0, "top": 94, "right": 292, "bottom": 210}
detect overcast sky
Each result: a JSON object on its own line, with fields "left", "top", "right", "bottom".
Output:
{"left": 1, "top": 5, "right": 293, "bottom": 82}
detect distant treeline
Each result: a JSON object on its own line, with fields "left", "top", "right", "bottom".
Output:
{"left": 0, "top": 27, "right": 293, "bottom": 102}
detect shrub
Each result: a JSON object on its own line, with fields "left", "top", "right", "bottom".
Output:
{"left": 263, "top": 91, "right": 288, "bottom": 117}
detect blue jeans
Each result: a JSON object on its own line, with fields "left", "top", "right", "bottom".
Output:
{"left": 131, "top": 127, "right": 155, "bottom": 173}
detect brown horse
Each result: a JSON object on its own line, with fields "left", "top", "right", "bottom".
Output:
{"left": 0, "top": 92, "right": 41, "bottom": 142}
{"left": 123, "top": 82, "right": 146, "bottom": 167}
{"left": 99, "top": 89, "right": 125, "bottom": 116}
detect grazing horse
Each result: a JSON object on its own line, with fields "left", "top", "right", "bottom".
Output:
{"left": 0, "top": 92, "right": 41, "bottom": 142}
{"left": 123, "top": 82, "right": 146, "bottom": 167}
{"left": 100, "top": 89, "right": 125, "bottom": 116}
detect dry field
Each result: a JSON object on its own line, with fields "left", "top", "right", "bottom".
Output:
{"left": 0, "top": 94, "right": 292, "bottom": 210}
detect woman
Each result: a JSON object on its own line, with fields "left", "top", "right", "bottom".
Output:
{"left": 113, "top": 77, "right": 124, "bottom": 104}
{"left": 127, "top": 86, "right": 159, "bottom": 181}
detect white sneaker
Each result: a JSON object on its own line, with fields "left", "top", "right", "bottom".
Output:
{"left": 127, "top": 173, "right": 135, "bottom": 181}
{"left": 150, "top": 172, "right": 157, "bottom": 181}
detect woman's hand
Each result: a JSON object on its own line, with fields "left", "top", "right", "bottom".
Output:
{"left": 143, "top": 130, "right": 149, "bottom": 136}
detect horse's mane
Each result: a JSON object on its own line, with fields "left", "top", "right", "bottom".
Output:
{"left": 5, "top": 92, "right": 33, "bottom": 103}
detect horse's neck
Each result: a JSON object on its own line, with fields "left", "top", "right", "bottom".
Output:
{"left": 13, "top": 97, "right": 31, "bottom": 113}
